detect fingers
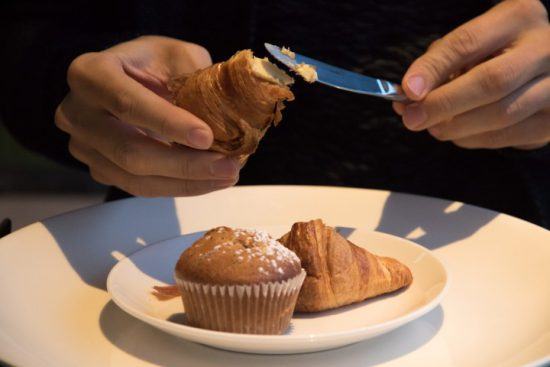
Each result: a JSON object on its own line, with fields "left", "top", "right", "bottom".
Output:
{"left": 68, "top": 139, "right": 237, "bottom": 197}
{"left": 66, "top": 52, "right": 213, "bottom": 149}
{"left": 58, "top": 37, "right": 235, "bottom": 197}
{"left": 428, "top": 74, "right": 550, "bottom": 140}
{"left": 402, "top": 44, "right": 549, "bottom": 130}
{"left": 402, "top": 0, "right": 549, "bottom": 100}
{"left": 57, "top": 94, "right": 239, "bottom": 180}
{"left": 392, "top": 102, "right": 406, "bottom": 116}
{"left": 452, "top": 111, "right": 550, "bottom": 149}
{"left": 514, "top": 143, "right": 548, "bottom": 150}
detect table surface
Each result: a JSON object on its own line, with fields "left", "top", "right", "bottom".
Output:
{"left": 0, "top": 185, "right": 549, "bottom": 367}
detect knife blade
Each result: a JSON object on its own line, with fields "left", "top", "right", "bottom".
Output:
{"left": 264, "top": 43, "right": 407, "bottom": 102}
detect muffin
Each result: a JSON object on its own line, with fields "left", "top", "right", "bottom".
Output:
{"left": 174, "top": 226, "right": 305, "bottom": 334}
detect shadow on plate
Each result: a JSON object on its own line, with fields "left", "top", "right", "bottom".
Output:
{"left": 375, "top": 192, "right": 498, "bottom": 250}
{"left": 41, "top": 197, "right": 182, "bottom": 290}
{"left": 167, "top": 312, "right": 188, "bottom": 325}
{"left": 39, "top": 190, "right": 497, "bottom": 294}
{"left": 99, "top": 300, "right": 444, "bottom": 366}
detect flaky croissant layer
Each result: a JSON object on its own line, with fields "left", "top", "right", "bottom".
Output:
{"left": 169, "top": 50, "right": 294, "bottom": 157}
{"left": 279, "top": 219, "right": 413, "bottom": 312}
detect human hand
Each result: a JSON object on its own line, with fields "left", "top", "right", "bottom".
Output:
{"left": 55, "top": 36, "right": 240, "bottom": 197}
{"left": 394, "top": 0, "right": 550, "bottom": 150}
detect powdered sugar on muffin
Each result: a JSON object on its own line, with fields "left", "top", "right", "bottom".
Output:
{"left": 176, "top": 227, "right": 302, "bottom": 285}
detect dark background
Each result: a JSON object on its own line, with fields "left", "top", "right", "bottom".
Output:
{"left": 0, "top": 120, "right": 105, "bottom": 230}
{"left": 1, "top": 0, "right": 549, "bottom": 232}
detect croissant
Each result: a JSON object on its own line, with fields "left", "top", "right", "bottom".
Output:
{"left": 169, "top": 50, "right": 294, "bottom": 162}
{"left": 279, "top": 219, "right": 413, "bottom": 312}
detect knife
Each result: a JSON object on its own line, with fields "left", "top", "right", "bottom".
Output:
{"left": 264, "top": 43, "right": 407, "bottom": 102}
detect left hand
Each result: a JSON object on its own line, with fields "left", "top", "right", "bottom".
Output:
{"left": 394, "top": 0, "right": 550, "bottom": 150}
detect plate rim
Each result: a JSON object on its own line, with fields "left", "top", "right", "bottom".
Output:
{"left": 107, "top": 226, "right": 449, "bottom": 344}
{"left": 3, "top": 186, "right": 548, "bottom": 364}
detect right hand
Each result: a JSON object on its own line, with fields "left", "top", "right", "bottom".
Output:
{"left": 55, "top": 36, "right": 240, "bottom": 197}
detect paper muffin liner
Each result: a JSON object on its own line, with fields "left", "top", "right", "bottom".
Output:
{"left": 174, "top": 269, "right": 306, "bottom": 334}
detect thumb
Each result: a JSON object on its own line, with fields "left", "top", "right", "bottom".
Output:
{"left": 402, "top": 0, "right": 526, "bottom": 101}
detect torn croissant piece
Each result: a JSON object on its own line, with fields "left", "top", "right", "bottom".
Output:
{"left": 169, "top": 50, "right": 294, "bottom": 160}
{"left": 279, "top": 219, "right": 413, "bottom": 312}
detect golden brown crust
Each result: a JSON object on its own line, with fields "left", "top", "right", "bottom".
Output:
{"left": 175, "top": 226, "right": 301, "bottom": 285}
{"left": 169, "top": 50, "right": 294, "bottom": 157}
{"left": 279, "top": 219, "right": 413, "bottom": 312}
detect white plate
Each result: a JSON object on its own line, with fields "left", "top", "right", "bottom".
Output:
{"left": 107, "top": 226, "right": 448, "bottom": 354}
{"left": 1, "top": 186, "right": 549, "bottom": 366}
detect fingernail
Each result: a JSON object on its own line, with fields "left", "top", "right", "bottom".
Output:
{"left": 210, "top": 158, "right": 240, "bottom": 178}
{"left": 403, "top": 104, "right": 428, "bottom": 130}
{"left": 187, "top": 129, "right": 212, "bottom": 149}
{"left": 406, "top": 75, "right": 426, "bottom": 99}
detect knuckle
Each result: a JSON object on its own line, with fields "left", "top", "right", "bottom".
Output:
{"left": 513, "top": 0, "right": 547, "bottom": 22}
{"left": 54, "top": 105, "right": 71, "bottom": 132}
{"left": 419, "top": 54, "right": 447, "bottom": 81}
{"left": 136, "top": 35, "right": 159, "bottom": 42}
{"left": 110, "top": 89, "right": 134, "bottom": 119}
{"left": 182, "top": 41, "right": 211, "bottom": 63}
{"left": 179, "top": 157, "right": 193, "bottom": 178}
{"left": 66, "top": 52, "right": 98, "bottom": 89}
{"left": 67, "top": 139, "right": 80, "bottom": 159}
{"left": 89, "top": 168, "right": 110, "bottom": 185}
{"left": 67, "top": 138, "right": 77, "bottom": 152}
{"left": 478, "top": 63, "right": 515, "bottom": 95}
{"left": 188, "top": 42, "right": 210, "bottom": 59}
{"left": 112, "top": 142, "right": 138, "bottom": 172}
{"left": 429, "top": 127, "right": 451, "bottom": 141}
{"left": 444, "top": 27, "right": 480, "bottom": 59}
{"left": 54, "top": 105, "right": 64, "bottom": 126}
{"left": 433, "top": 92, "right": 455, "bottom": 116}
{"left": 453, "top": 137, "right": 478, "bottom": 149}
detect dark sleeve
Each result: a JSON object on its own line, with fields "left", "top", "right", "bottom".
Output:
{"left": 0, "top": 1, "right": 136, "bottom": 168}
{"left": 500, "top": 146, "right": 550, "bottom": 228}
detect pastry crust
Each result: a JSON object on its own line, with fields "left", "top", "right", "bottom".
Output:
{"left": 169, "top": 50, "right": 294, "bottom": 159}
{"left": 279, "top": 219, "right": 413, "bottom": 312}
